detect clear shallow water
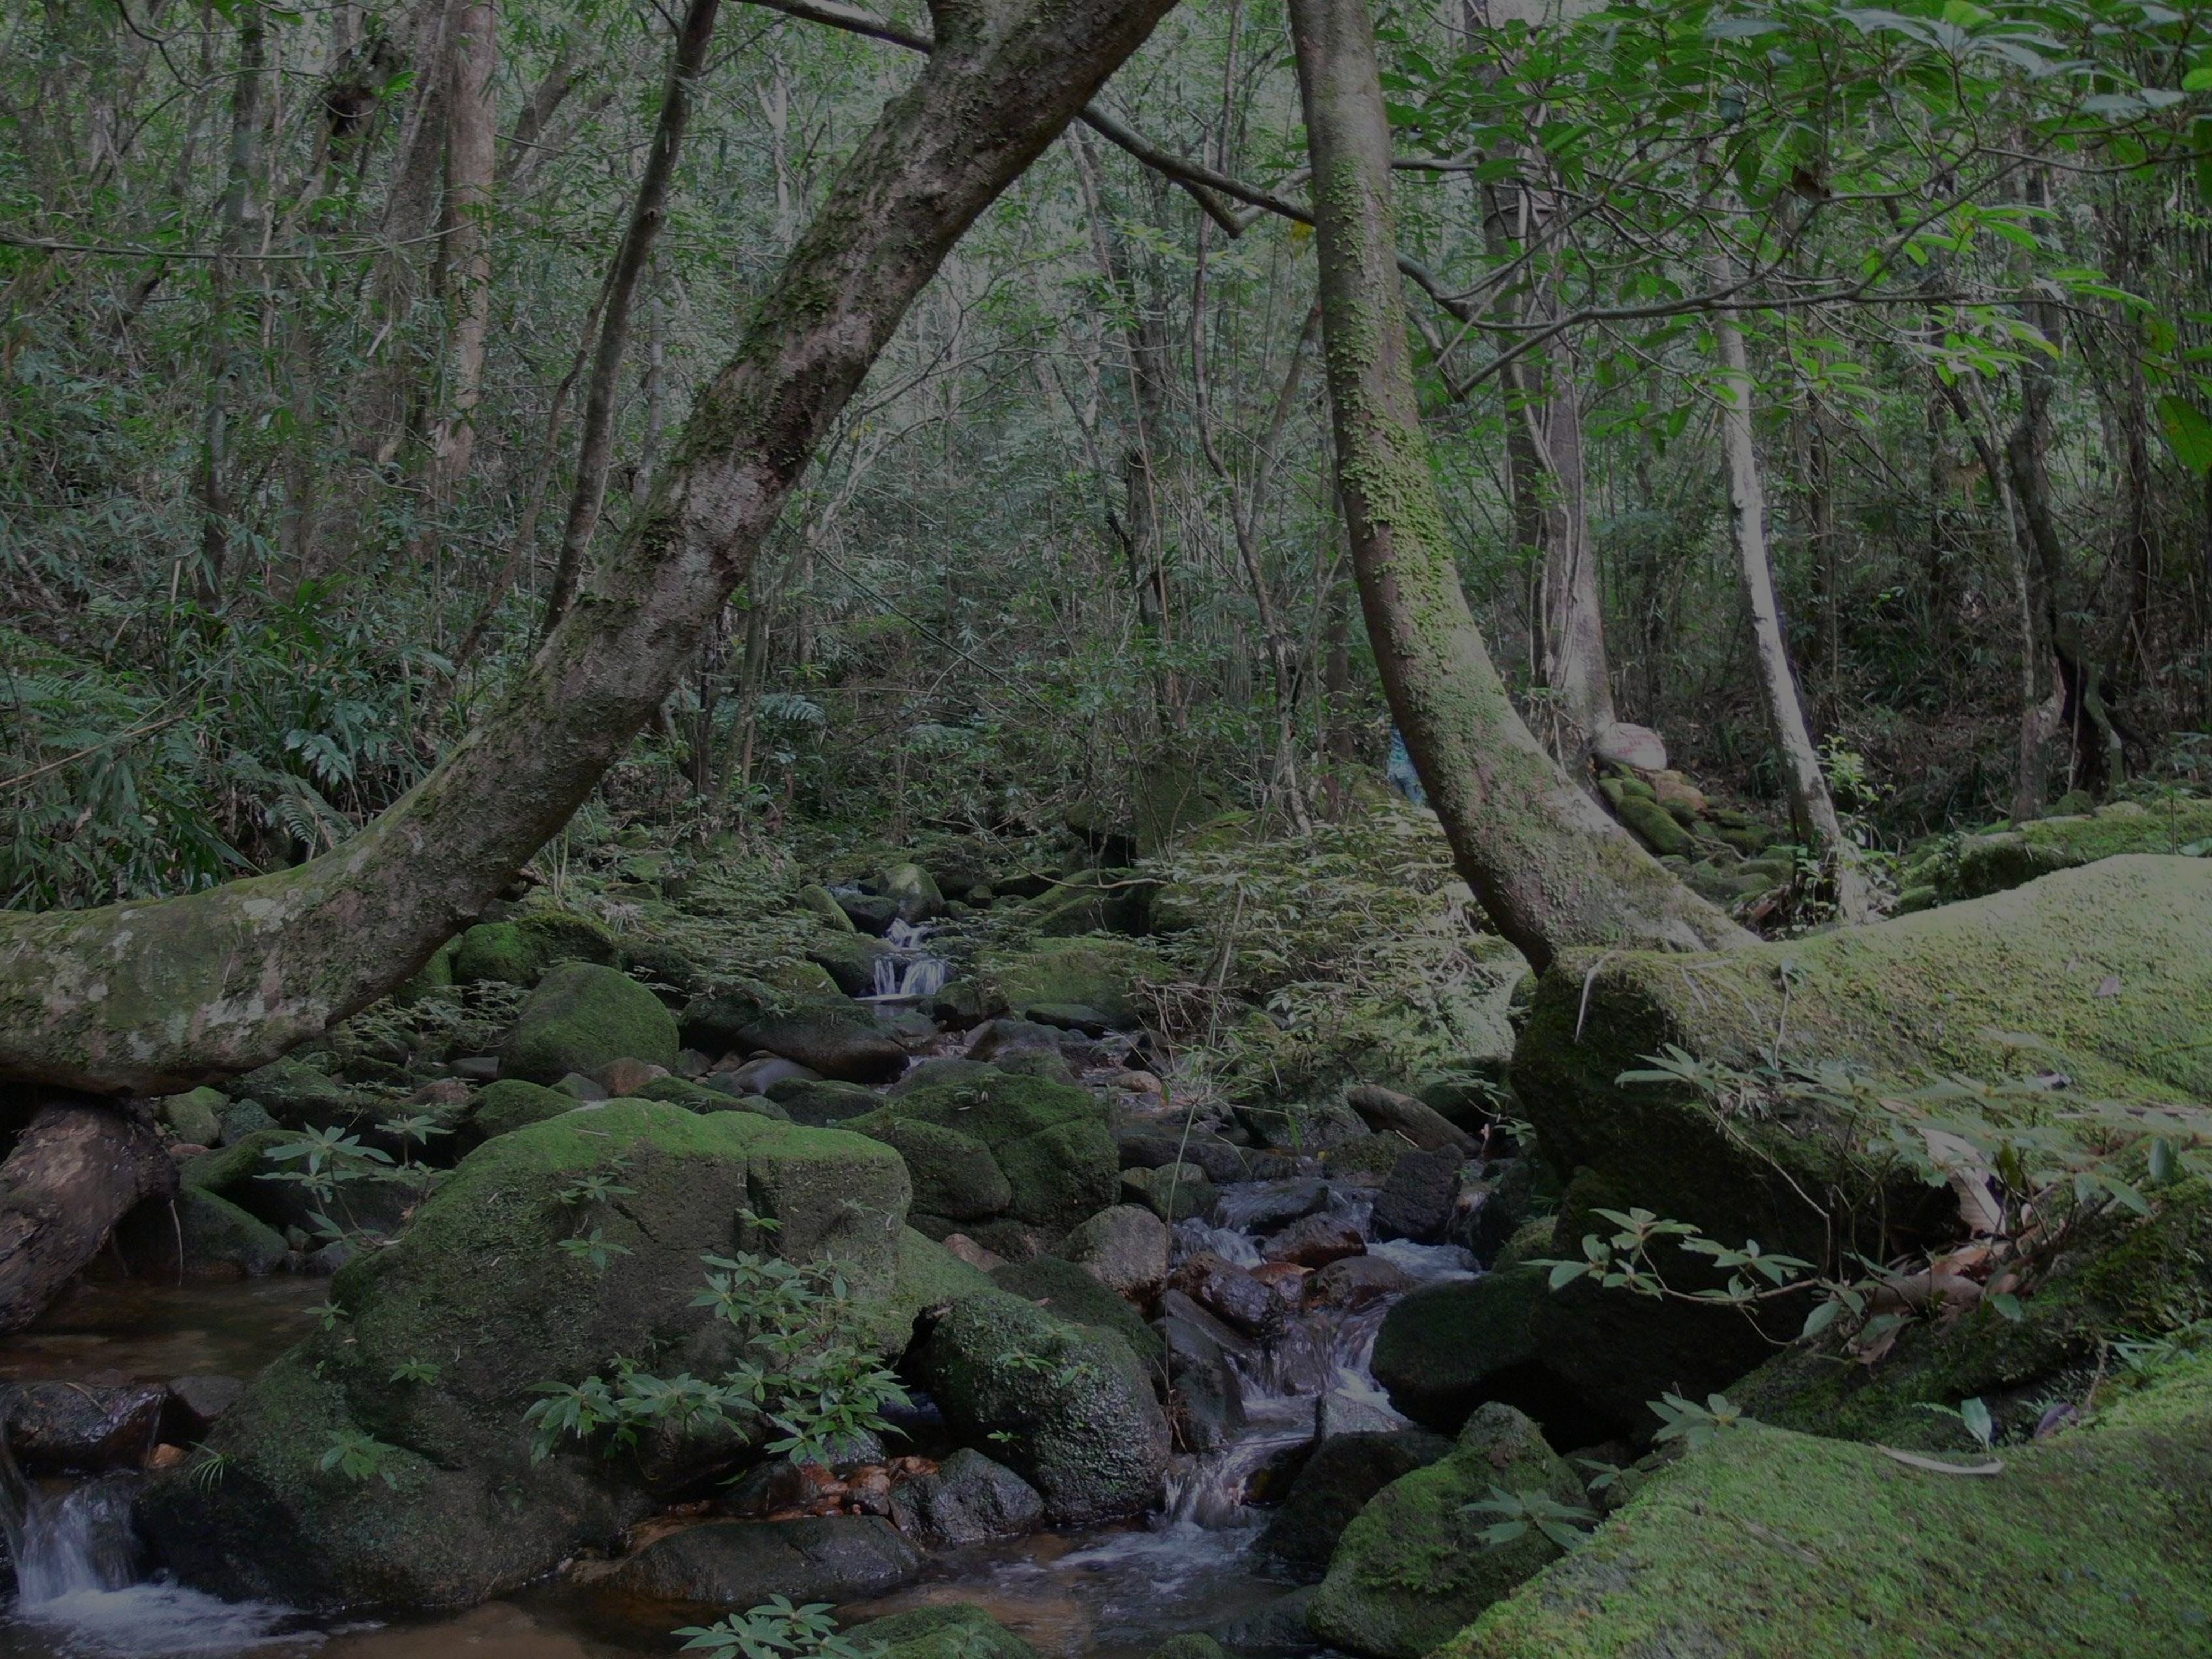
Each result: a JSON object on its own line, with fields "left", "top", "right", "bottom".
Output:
{"left": 1, "top": 1169, "right": 1473, "bottom": 1659}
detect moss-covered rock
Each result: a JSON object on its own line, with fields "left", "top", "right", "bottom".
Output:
{"left": 499, "top": 963, "right": 679, "bottom": 1085}
{"left": 983, "top": 938, "right": 1163, "bottom": 1029}
{"left": 1257, "top": 1429, "right": 1454, "bottom": 1580}
{"left": 737, "top": 1000, "right": 907, "bottom": 1084}
{"left": 1517, "top": 858, "right": 2212, "bottom": 1279}
{"left": 856, "top": 1070, "right": 1115, "bottom": 1232}
{"left": 880, "top": 862, "right": 947, "bottom": 923}
{"left": 806, "top": 933, "right": 901, "bottom": 998}
{"left": 117, "top": 1186, "right": 289, "bottom": 1277}
{"left": 1614, "top": 795, "right": 1692, "bottom": 858}
{"left": 770, "top": 1077, "right": 885, "bottom": 1127}
{"left": 228, "top": 1056, "right": 369, "bottom": 1132}
{"left": 1019, "top": 869, "right": 1157, "bottom": 937}
{"left": 465, "top": 1079, "right": 577, "bottom": 1143}
{"left": 857, "top": 1117, "right": 1012, "bottom": 1222}
{"left": 1307, "top": 1404, "right": 1584, "bottom": 1659}
{"left": 914, "top": 1288, "right": 1169, "bottom": 1525}
{"left": 451, "top": 910, "right": 617, "bottom": 988}
{"left": 857, "top": 1604, "right": 1040, "bottom": 1659}
{"left": 156, "top": 1085, "right": 227, "bottom": 1146}
{"left": 1905, "top": 797, "right": 2212, "bottom": 910}
{"left": 990, "top": 1254, "right": 1164, "bottom": 1365}
{"left": 1446, "top": 1354, "right": 2212, "bottom": 1658}
{"left": 138, "top": 1103, "right": 912, "bottom": 1611}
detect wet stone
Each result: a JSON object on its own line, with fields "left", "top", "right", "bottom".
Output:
{"left": 1261, "top": 1214, "right": 1366, "bottom": 1270}
{"left": 1370, "top": 1147, "right": 1465, "bottom": 1244}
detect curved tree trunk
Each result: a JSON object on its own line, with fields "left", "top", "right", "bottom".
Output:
{"left": 0, "top": 0, "right": 1182, "bottom": 1097}
{"left": 0, "top": 1100, "right": 177, "bottom": 1333}
{"left": 1286, "top": 0, "right": 1746, "bottom": 969}
{"left": 1709, "top": 261, "right": 1873, "bottom": 924}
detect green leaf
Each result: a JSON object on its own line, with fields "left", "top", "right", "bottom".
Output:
{"left": 2156, "top": 395, "right": 2212, "bottom": 476}
{"left": 2182, "top": 66, "right": 2212, "bottom": 91}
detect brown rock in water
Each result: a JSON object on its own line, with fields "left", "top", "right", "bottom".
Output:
{"left": 1171, "top": 1253, "right": 1285, "bottom": 1338}
{"left": 1250, "top": 1261, "right": 1310, "bottom": 1310}
{"left": 3, "top": 1380, "right": 166, "bottom": 1473}
{"left": 1308, "top": 1255, "right": 1415, "bottom": 1311}
{"left": 597, "top": 1057, "right": 670, "bottom": 1097}
{"left": 1262, "top": 1214, "right": 1366, "bottom": 1270}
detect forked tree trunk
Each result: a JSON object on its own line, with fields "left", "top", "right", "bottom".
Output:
{"left": 0, "top": 0, "right": 1182, "bottom": 1098}
{"left": 1708, "top": 265, "right": 1873, "bottom": 924}
{"left": 0, "top": 1100, "right": 177, "bottom": 1333}
{"left": 1286, "top": 0, "right": 1745, "bottom": 968}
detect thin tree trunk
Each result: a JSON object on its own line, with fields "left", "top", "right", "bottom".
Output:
{"left": 0, "top": 1100, "right": 177, "bottom": 1333}
{"left": 366, "top": 0, "right": 460, "bottom": 466}
{"left": 0, "top": 0, "right": 1182, "bottom": 1097}
{"left": 195, "top": 3, "right": 267, "bottom": 609}
{"left": 540, "top": 0, "right": 721, "bottom": 639}
{"left": 1287, "top": 0, "right": 1745, "bottom": 967}
{"left": 419, "top": 0, "right": 499, "bottom": 499}
{"left": 1709, "top": 257, "right": 1872, "bottom": 923}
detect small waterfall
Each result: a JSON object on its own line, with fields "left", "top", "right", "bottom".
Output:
{"left": 8, "top": 1478, "right": 139, "bottom": 1605}
{"left": 871, "top": 919, "right": 950, "bottom": 1000}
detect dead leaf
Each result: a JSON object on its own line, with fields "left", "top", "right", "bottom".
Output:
{"left": 1876, "top": 1446, "right": 2004, "bottom": 1476}
{"left": 2096, "top": 975, "right": 2121, "bottom": 998}
{"left": 1922, "top": 1128, "right": 2004, "bottom": 1236}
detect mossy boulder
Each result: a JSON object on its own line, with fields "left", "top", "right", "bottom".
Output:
{"left": 770, "top": 1078, "right": 885, "bottom": 1127}
{"left": 1257, "top": 1429, "right": 1454, "bottom": 1580}
{"left": 139, "top": 1103, "right": 912, "bottom": 1611}
{"left": 1906, "top": 796, "right": 2212, "bottom": 910}
{"left": 914, "top": 1288, "right": 1170, "bottom": 1525}
{"left": 1307, "top": 1404, "right": 1584, "bottom": 1659}
{"left": 1614, "top": 794, "right": 1693, "bottom": 858}
{"left": 465, "top": 1079, "right": 577, "bottom": 1144}
{"left": 499, "top": 963, "right": 679, "bottom": 1085}
{"left": 806, "top": 933, "right": 901, "bottom": 998}
{"left": 228, "top": 1056, "right": 369, "bottom": 1132}
{"left": 880, "top": 862, "right": 947, "bottom": 923}
{"left": 990, "top": 1254, "right": 1164, "bottom": 1365}
{"left": 1446, "top": 1355, "right": 2212, "bottom": 1658}
{"left": 799, "top": 884, "right": 858, "bottom": 932}
{"left": 117, "top": 1186, "right": 289, "bottom": 1278}
{"left": 181, "top": 1128, "right": 415, "bottom": 1240}
{"left": 737, "top": 1000, "right": 907, "bottom": 1084}
{"left": 862, "top": 1118, "right": 1012, "bottom": 1222}
{"left": 451, "top": 910, "right": 617, "bottom": 988}
{"left": 852, "top": 1070, "right": 1115, "bottom": 1232}
{"left": 156, "top": 1086, "right": 227, "bottom": 1146}
{"left": 1020, "top": 869, "right": 1157, "bottom": 937}
{"left": 1517, "top": 858, "right": 2212, "bottom": 1279}
{"left": 858, "top": 1604, "right": 1040, "bottom": 1659}
{"left": 983, "top": 938, "right": 1162, "bottom": 1029}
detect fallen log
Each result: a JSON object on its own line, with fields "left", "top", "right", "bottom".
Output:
{"left": 1345, "top": 1084, "right": 1481, "bottom": 1157}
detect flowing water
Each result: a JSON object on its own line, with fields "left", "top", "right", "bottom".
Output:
{"left": 1, "top": 1147, "right": 1473, "bottom": 1659}
{"left": 867, "top": 920, "right": 952, "bottom": 1001}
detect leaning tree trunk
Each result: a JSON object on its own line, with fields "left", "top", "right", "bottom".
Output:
{"left": 1286, "top": 0, "right": 1746, "bottom": 968}
{"left": 1709, "top": 260, "right": 1873, "bottom": 924}
{"left": 0, "top": 0, "right": 1183, "bottom": 1099}
{"left": 0, "top": 1100, "right": 176, "bottom": 1333}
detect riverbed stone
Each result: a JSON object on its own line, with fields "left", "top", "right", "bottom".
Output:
{"left": 1370, "top": 1147, "right": 1463, "bottom": 1244}
{"left": 914, "top": 1288, "right": 1170, "bottom": 1525}
{"left": 499, "top": 963, "right": 679, "bottom": 1085}
{"left": 1062, "top": 1203, "right": 1170, "bottom": 1303}
{"left": 117, "top": 1185, "right": 290, "bottom": 1279}
{"left": 1, "top": 1380, "right": 167, "bottom": 1473}
{"left": 156, "top": 1086, "right": 226, "bottom": 1147}
{"left": 1261, "top": 1214, "right": 1365, "bottom": 1270}
{"left": 769, "top": 1077, "right": 886, "bottom": 1126}
{"left": 607, "top": 1515, "right": 918, "bottom": 1604}
{"left": 858, "top": 1604, "right": 1040, "bottom": 1659}
{"left": 1307, "top": 1404, "right": 1583, "bottom": 1659}
{"left": 1256, "top": 1428, "right": 1454, "bottom": 1580}
{"left": 867, "top": 1118, "right": 1013, "bottom": 1222}
{"left": 880, "top": 862, "right": 947, "bottom": 923}
{"left": 857, "top": 1070, "right": 1117, "bottom": 1232}
{"left": 139, "top": 1102, "right": 916, "bottom": 1611}
{"left": 1170, "top": 1253, "right": 1282, "bottom": 1338}
{"left": 1123, "top": 1162, "right": 1218, "bottom": 1224}
{"left": 1156, "top": 1290, "right": 1251, "bottom": 1453}
{"left": 738, "top": 1000, "right": 908, "bottom": 1084}
{"left": 808, "top": 932, "right": 902, "bottom": 997}
{"left": 888, "top": 1448, "right": 1045, "bottom": 1546}
{"left": 464, "top": 1078, "right": 576, "bottom": 1143}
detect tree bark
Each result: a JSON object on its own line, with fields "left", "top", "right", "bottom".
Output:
{"left": 420, "top": 0, "right": 499, "bottom": 496}
{"left": 1709, "top": 260, "right": 1872, "bottom": 923}
{"left": 195, "top": 3, "right": 267, "bottom": 609}
{"left": 0, "top": 1099, "right": 177, "bottom": 1333}
{"left": 540, "top": 0, "right": 721, "bottom": 640}
{"left": 0, "top": 0, "right": 1182, "bottom": 1097}
{"left": 1286, "top": 0, "right": 1745, "bottom": 968}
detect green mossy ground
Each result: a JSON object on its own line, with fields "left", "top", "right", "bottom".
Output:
{"left": 982, "top": 937, "right": 1163, "bottom": 1027}
{"left": 1901, "top": 798, "right": 2212, "bottom": 909}
{"left": 1446, "top": 1354, "right": 2212, "bottom": 1658}
{"left": 857, "top": 1604, "right": 1040, "bottom": 1659}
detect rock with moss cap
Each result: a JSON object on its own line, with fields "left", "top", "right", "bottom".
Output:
{"left": 451, "top": 909, "right": 617, "bottom": 988}
{"left": 863, "top": 1118, "right": 1013, "bottom": 1222}
{"left": 1901, "top": 796, "right": 2212, "bottom": 911}
{"left": 914, "top": 1288, "right": 1169, "bottom": 1524}
{"left": 851, "top": 1070, "right": 1115, "bottom": 1232}
{"left": 857, "top": 1604, "right": 1040, "bottom": 1659}
{"left": 1517, "top": 858, "right": 2212, "bottom": 1281}
{"left": 498, "top": 963, "right": 679, "bottom": 1086}
{"left": 1446, "top": 1353, "right": 2212, "bottom": 1658}
{"left": 983, "top": 937, "right": 1163, "bottom": 1029}
{"left": 1307, "top": 1404, "right": 1584, "bottom": 1659}
{"left": 990, "top": 1254, "right": 1163, "bottom": 1364}
{"left": 138, "top": 1102, "right": 912, "bottom": 1611}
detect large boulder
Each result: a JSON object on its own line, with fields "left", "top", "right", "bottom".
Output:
{"left": 138, "top": 1103, "right": 912, "bottom": 1611}
{"left": 984, "top": 938, "right": 1162, "bottom": 1029}
{"left": 1518, "top": 858, "right": 2212, "bottom": 1274}
{"left": 1062, "top": 1204, "right": 1170, "bottom": 1303}
{"left": 463, "top": 1078, "right": 577, "bottom": 1144}
{"left": 1445, "top": 1354, "right": 2212, "bottom": 1658}
{"left": 850, "top": 1070, "right": 1116, "bottom": 1233}
{"left": 867, "top": 1118, "right": 1013, "bottom": 1222}
{"left": 1901, "top": 796, "right": 2212, "bottom": 910}
{"left": 914, "top": 1289, "right": 1170, "bottom": 1525}
{"left": 738, "top": 1001, "right": 908, "bottom": 1084}
{"left": 880, "top": 862, "right": 947, "bottom": 924}
{"left": 227, "top": 1056, "right": 370, "bottom": 1133}
{"left": 180, "top": 1129, "right": 415, "bottom": 1240}
{"left": 606, "top": 1515, "right": 917, "bottom": 1605}
{"left": 990, "top": 1254, "right": 1163, "bottom": 1365}
{"left": 1307, "top": 1404, "right": 1584, "bottom": 1659}
{"left": 1256, "top": 1429, "right": 1453, "bottom": 1580}
{"left": 116, "top": 1186, "right": 289, "bottom": 1279}
{"left": 499, "top": 963, "right": 679, "bottom": 1084}
{"left": 451, "top": 909, "right": 618, "bottom": 988}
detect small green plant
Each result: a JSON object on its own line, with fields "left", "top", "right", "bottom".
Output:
{"left": 1913, "top": 1395, "right": 1996, "bottom": 1449}
{"left": 260, "top": 1120, "right": 434, "bottom": 1244}
{"left": 523, "top": 1248, "right": 907, "bottom": 1468}
{"left": 389, "top": 1358, "right": 441, "bottom": 1384}
{"left": 1649, "top": 1391, "right": 1750, "bottom": 1451}
{"left": 1464, "top": 1484, "right": 1597, "bottom": 1551}
{"left": 318, "top": 1430, "right": 401, "bottom": 1488}
{"left": 557, "top": 1227, "right": 634, "bottom": 1271}
{"left": 677, "top": 1597, "right": 882, "bottom": 1659}
{"left": 183, "top": 1447, "right": 233, "bottom": 1492}
{"left": 309, "top": 1298, "right": 349, "bottom": 1332}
